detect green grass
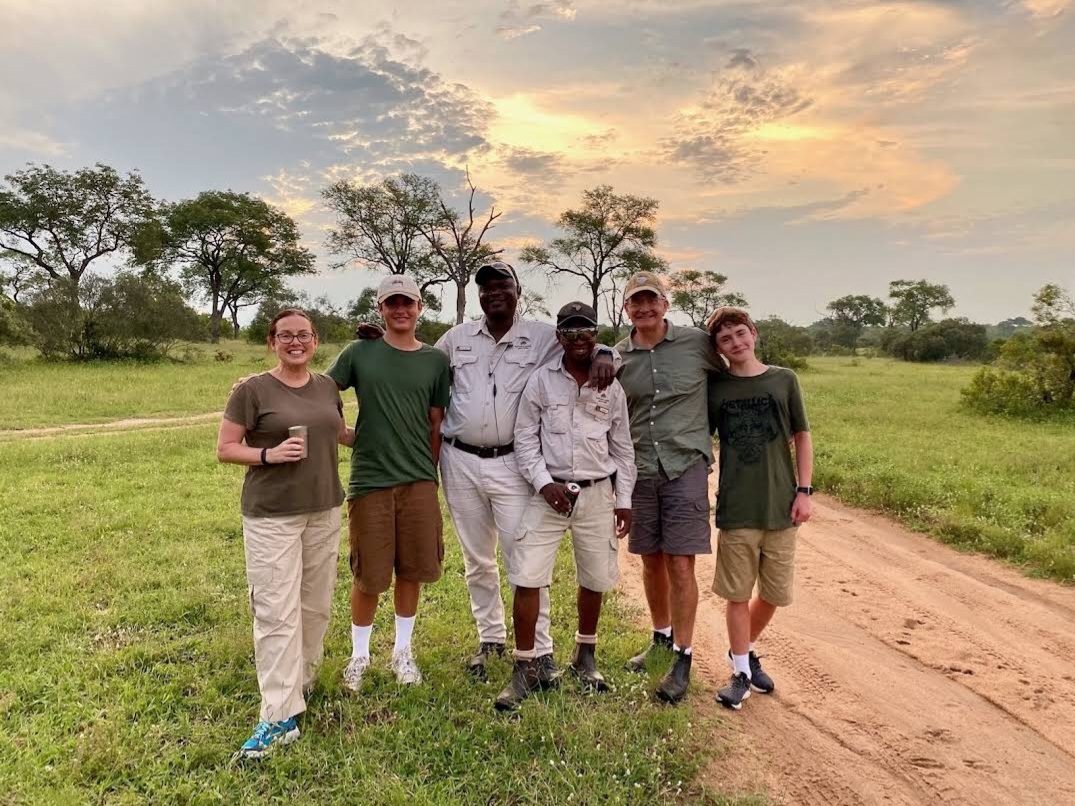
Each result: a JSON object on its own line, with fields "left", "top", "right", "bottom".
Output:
{"left": 803, "top": 357, "right": 1075, "bottom": 582}
{"left": 0, "top": 342, "right": 351, "bottom": 430}
{"left": 0, "top": 426, "right": 747, "bottom": 806}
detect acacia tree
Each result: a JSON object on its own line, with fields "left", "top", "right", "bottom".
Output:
{"left": 420, "top": 170, "right": 502, "bottom": 324}
{"left": 322, "top": 173, "right": 443, "bottom": 293}
{"left": 667, "top": 269, "right": 747, "bottom": 327}
{"left": 0, "top": 163, "right": 156, "bottom": 288}
{"left": 136, "top": 191, "right": 314, "bottom": 342}
{"left": 888, "top": 280, "right": 954, "bottom": 332}
{"left": 519, "top": 185, "right": 660, "bottom": 313}
{"left": 825, "top": 293, "right": 888, "bottom": 347}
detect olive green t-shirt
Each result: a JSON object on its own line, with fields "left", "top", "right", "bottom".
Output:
{"left": 223, "top": 372, "right": 346, "bottom": 518}
{"left": 326, "top": 339, "right": 451, "bottom": 499}
{"left": 707, "top": 366, "right": 810, "bottom": 530}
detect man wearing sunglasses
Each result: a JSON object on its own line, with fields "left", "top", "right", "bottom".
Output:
{"left": 496, "top": 302, "right": 635, "bottom": 711}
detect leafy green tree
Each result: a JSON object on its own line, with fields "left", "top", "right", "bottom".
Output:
{"left": 0, "top": 163, "right": 156, "bottom": 288}
{"left": 0, "top": 296, "right": 31, "bottom": 346}
{"left": 888, "top": 279, "right": 955, "bottom": 332}
{"left": 668, "top": 269, "right": 747, "bottom": 328}
{"left": 825, "top": 294, "right": 887, "bottom": 347}
{"left": 136, "top": 191, "right": 314, "bottom": 342}
{"left": 519, "top": 185, "right": 660, "bottom": 313}
{"left": 322, "top": 174, "right": 444, "bottom": 294}
{"left": 886, "top": 318, "right": 988, "bottom": 362}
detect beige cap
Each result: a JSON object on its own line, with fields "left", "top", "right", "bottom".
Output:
{"left": 623, "top": 271, "right": 668, "bottom": 301}
{"left": 376, "top": 274, "right": 422, "bottom": 304}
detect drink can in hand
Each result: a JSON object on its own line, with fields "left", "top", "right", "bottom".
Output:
{"left": 288, "top": 425, "right": 309, "bottom": 458}
{"left": 564, "top": 482, "right": 582, "bottom": 515}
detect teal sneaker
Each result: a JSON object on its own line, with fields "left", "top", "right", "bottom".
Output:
{"left": 236, "top": 718, "right": 300, "bottom": 759}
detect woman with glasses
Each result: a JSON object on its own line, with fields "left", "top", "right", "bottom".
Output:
{"left": 217, "top": 308, "right": 355, "bottom": 759}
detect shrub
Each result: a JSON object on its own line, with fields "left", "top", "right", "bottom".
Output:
{"left": 25, "top": 273, "right": 203, "bottom": 360}
{"left": 884, "top": 318, "right": 988, "bottom": 362}
{"left": 755, "top": 316, "right": 813, "bottom": 370}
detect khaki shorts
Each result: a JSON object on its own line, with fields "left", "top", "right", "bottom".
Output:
{"left": 712, "top": 527, "right": 798, "bottom": 606}
{"left": 347, "top": 481, "right": 444, "bottom": 594}
{"left": 508, "top": 479, "right": 620, "bottom": 593}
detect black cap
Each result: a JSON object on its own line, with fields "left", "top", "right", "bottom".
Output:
{"left": 556, "top": 301, "right": 599, "bottom": 327}
{"left": 474, "top": 260, "right": 520, "bottom": 287}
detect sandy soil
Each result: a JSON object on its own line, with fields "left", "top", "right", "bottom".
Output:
{"left": 619, "top": 480, "right": 1075, "bottom": 806}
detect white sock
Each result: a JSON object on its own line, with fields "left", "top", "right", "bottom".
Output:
{"left": 393, "top": 614, "right": 416, "bottom": 654}
{"left": 673, "top": 643, "right": 692, "bottom": 655}
{"left": 655, "top": 625, "right": 672, "bottom": 638}
{"left": 732, "top": 652, "right": 751, "bottom": 678}
{"left": 351, "top": 623, "right": 372, "bottom": 659}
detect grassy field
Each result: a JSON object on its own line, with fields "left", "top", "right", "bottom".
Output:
{"left": 0, "top": 342, "right": 333, "bottom": 430}
{"left": 0, "top": 423, "right": 744, "bottom": 806}
{"left": 803, "top": 357, "right": 1075, "bottom": 583}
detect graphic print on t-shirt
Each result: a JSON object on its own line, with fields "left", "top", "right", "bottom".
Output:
{"left": 717, "top": 394, "right": 780, "bottom": 465}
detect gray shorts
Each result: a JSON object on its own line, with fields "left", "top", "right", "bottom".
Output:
{"left": 628, "top": 458, "right": 712, "bottom": 556}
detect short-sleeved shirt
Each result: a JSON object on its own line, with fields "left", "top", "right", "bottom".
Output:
{"left": 223, "top": 372, "right": 346, "bottom": 518}
{"left": 326, "top": 339, "right": 451, "bottom": 499}
{"left": 707, "top": 366, "right": 810, "bottom": 530}
{"left": 615, "top": 321, "right": 724, "bottom": 481}
{"left": 514, "top": 359, "right": 637, "bottom": 508}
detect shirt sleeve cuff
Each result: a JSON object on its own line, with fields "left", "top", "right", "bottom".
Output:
{"left": 533, "top": 469, "right": 555, "bottom": 492}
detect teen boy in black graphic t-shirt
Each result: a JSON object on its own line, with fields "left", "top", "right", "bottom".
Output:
{"left": 706, "top": 307, "right": 813, "bottom": 711}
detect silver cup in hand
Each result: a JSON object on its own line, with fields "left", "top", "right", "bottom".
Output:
{"left": 288, "top": 425, "right": 308, "bottom": 458}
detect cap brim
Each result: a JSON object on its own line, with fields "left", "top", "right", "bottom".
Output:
{"left": 623, "top": 286, "right": 665, "bottom": 301}
{"left": 377, "top": 292, "right": 422, "bottom": 304}
{"left": 557, "top": 316, "right": 599, "bottom": 327}
{"left": 475, "top": 265, "right": 516, "bottom": 285}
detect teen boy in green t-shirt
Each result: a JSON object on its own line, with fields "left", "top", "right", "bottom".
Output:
{"left": 706, "top": 307, "right": 813, "bottom": 710}
{"left": 326, "top": 274, "right": 451, "bottom": 692}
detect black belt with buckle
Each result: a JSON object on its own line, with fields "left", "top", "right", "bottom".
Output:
{"left": 551, "top": 475, "right": 611, "bottom": 489}
{"left": 444, "top": 436, "right": 514, "bottom": 459}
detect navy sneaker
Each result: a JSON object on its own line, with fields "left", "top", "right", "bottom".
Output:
{"left": 716, "top": 672, "right": 752, "bottom": 710}
{"left": 726, "top": 650, "right": 775, "bottom": 694}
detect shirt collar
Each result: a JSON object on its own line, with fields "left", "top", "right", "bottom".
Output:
{"left": 626, "top": 319, "right": 677, "bottom": 351}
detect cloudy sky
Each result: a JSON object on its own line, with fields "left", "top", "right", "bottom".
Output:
{"left": 2, "top": 0, "right": 1073, "bottom": 324}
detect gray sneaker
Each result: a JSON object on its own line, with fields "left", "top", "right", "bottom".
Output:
{"left": 342, "top": 655, "right": 370, "bottom": 693}
{"left": 391, "top": 647, "right": 423, "bottom": 685}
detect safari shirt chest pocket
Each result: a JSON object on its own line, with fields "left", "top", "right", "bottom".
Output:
{"left": 583, "top": 399, "right": 612, "bottom": 439}
{"left": 502, "top": 345, "right": 536, "bottom": 392}
{"left": 450, "top": 349, "right": 481, "bottom": 394}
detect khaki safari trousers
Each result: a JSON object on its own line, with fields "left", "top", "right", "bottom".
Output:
{"left": 242, "top": 507, "right": 341, "bottom": 722}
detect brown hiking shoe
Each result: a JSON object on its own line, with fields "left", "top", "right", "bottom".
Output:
{"left": 569, "top": 643, "right": 610, "bottom": 693}
{"left": 655, "top": 647, "right": 692, "bottom": 704}
{"left": 467, "top": 641, "right": 505, "bottom": 681}
{"left": 495, "top": 658, "right": 542, "bottom": 712}
{"left": 534, "top": 652, "right": 563, "bottom": 690}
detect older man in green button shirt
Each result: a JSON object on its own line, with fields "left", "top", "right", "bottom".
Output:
{"left": 615, "top": 271, "right": 725, "bottom": 703}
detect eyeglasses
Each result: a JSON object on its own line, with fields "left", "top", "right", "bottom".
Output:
{"left": 276, "top": 331, "right": 314, "bottom": 344}
{"left": 558, "top": 327, "right": 598, "bottom": 342}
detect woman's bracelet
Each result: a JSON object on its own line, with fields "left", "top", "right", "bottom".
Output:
{"left": 261, "top": 447, "right": 270, "bottom": 466}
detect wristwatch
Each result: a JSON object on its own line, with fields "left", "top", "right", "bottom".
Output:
{"left": 795, "top": 485, "right": 814, "bottom": 496}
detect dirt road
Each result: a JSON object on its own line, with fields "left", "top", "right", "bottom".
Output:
{"left": 619, "top": 484, "right": 1075, "bottom": 806}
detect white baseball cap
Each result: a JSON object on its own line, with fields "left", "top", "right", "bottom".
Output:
{"left": 376, "top": 274, "right": 422, "bottom": 304}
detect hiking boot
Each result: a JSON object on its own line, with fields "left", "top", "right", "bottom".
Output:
{"left": 655, "top": 647, "right": 692, "bottom": 704}
{"left": 495, "top": 658, "right": 542, "bottom": 712}
{"left": 235, "top": 718, "right": 300, "bottom": 760}
{"left": 716, "top": 672, "right": 752, "bottom": 710}
{"left": 625, "top": 630, "right": 674, "bottom": 672}
{"left": 467, "top": 641, "right": 505, "bottom": 681}
{"left": 391, "top": 647, "right": 423, "bottom": 685}
{"left": 534, "top": 652, "right": 562, "bottom": 690}
{"left": 342, "top": 655, "right": 370, "bottom": 693}
{"left": 569, "top": 642, "right": 610, "bottom": 693}
{"left": 726, "top": 650, "right": 775, "bottom": 694}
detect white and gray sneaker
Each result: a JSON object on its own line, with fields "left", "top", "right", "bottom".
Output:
{"left": 342, "top": 655, "right": 370, "bottom": 693}
{"left": 391, "top": 647, "right": 423, "bottom": 685}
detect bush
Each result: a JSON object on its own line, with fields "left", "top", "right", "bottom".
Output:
{"left": 25, "top": 273, "right": 203, "bottom": 360}
{"left": 961, "top": 368, "right": 1045, "bottom": 416}
{"left": 755, "top": 316, "right": 812, "bottom": 370}
{"left": 0, "top": 295, "right": 32, "bottom": 346}
{"left": 883, "top": 318, "right": 988, "bottom": 363}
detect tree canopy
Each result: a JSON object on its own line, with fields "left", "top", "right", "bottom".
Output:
{"left": 135, "top": 190, "right": 314, "bottom": 342}
{"left": 519, "top": 185, "right": 660, "bottom": 313}
{"left": 0, "top": 163, "right": 156, "bottom": 286}
{"left": 888, "top": 280, "right": 954, "bottom": 332}
{"left": 667, "top": 269, "right": 747, "bottom": 328}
